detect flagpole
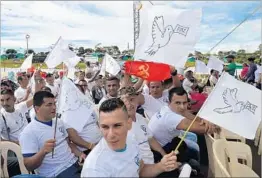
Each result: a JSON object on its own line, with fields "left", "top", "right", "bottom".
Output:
{"left": 173, "top": 72, "right": 227, "bottom": 153}
{"left": 51, "top": 62, "right": 65, "bottom": 158}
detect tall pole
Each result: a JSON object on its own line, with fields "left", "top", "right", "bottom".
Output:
{"left": 25, "top": 34, "right": 30, "bottom": 57}
{"left": 133, "top": 1, "right": 140, "bottom": 50}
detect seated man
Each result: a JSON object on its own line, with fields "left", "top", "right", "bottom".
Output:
{"left": 81, "top": 98, "right": 180, "bottom": 177}
{"left": 19, "top": 91, "right": 85, "bottom": 177}
{"left": 118, "top": 86, "right": 167, "bottom": 164}
{"left": 149, "top": 87, "right": 220, "bottom": 162}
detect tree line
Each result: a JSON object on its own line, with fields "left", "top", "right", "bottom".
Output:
{"left": 2, "top": 44, "right": 261, "bottom": 64}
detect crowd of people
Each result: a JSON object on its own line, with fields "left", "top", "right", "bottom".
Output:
{"left": 0, "top": 54, "right": 261, "bottom": 178}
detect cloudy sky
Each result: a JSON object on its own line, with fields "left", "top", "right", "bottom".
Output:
{"left": 1, "top": 1, "right": 261, "bottom": 53}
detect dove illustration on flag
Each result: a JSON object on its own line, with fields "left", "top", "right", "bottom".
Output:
{"left": 134, "top": 6, "right": 202, "bottom": 68}
{"left": 198, "top": 72, "right": 261, "bottom": 139}
{"left": 57, "top": 77, "right": 94, "bottom": 132}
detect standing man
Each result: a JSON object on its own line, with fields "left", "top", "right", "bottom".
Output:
{"left": 245, "top": 57, "right": 257, "bottom": 84}
{"left": 224, "top": 55, "right": 237, "bottom": 76}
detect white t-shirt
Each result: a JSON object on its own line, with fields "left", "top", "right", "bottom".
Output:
{"left": 19, "top": 118, "right": 78, "bottom": 177}
{"left": 142, "top": 90, "right": 169, "bottom": 119}
{"left": 81, "top": 135, "right": 141, "bottom": 177}
{"left": 66, "top": 111, "right": 102, "bottom": 151}
{"left": 148, "top": 105, "right": 184, "bottom": 146}
{"left": 14, "top": 87, "right": 29, "bottom": 103}
{"left": 142, "top": 84, "right": 149, "bottom": 95}
{"left": 182, "top": 78, "right": 193, "bottom": 93}
{"left": 129, "top": 113, "right": 154, "bottom": 164}
{"left": 55, "top": 78, "right": 62, "bottom": 87}
{"left": 46, "top": 83, "right": 59, "bottom": 97}
{"left": 0, "top": 102, "right": 29, "bottom": 141}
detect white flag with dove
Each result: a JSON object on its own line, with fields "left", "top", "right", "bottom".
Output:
{"left": 20, "top": 53, "right": 33, "bottom": 70}
{"left": 198, "top": 72, "right": 261, "bottom": 139}
{"left": 100, "top": 53, "right": 121, "bottom": 76}
{"left": 57, "top": 77, "right": 94, "bottom": 132}
{"left": 134, "top": 6, "right": 202, "bottom": 68}
{"left": 45, "top": 37, "right": 77, "bottom": 68}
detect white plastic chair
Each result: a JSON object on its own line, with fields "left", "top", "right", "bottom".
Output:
{"left": 219, "top": 128, "right": 245, "bottom": 143}
{"left": 213, "top": 139, "right": 256, "bottom": 177}
{"left": 204, "top": 134, "right": 216, "bottom": 177}
{"left": 1, "top": 141, "right": 29, "bottom": 177}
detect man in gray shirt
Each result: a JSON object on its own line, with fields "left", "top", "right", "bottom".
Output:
{"left": 245, "top": 57, "right": 257, "bottom": 84}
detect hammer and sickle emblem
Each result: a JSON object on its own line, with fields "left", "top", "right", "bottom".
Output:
{"left": 137, "top": 64, "right": 150, "bottom": 79}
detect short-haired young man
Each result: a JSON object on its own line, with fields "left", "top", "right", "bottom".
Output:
{"left": 98, "top": 76, "right": 120, "bottom": 106}
{"left": 81, "top": 98, "right": 180, "bottom": 177}
{"left": 19, "top": 91, "right": 85, "bottom": 177}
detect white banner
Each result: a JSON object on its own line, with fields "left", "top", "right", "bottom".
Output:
{"left": 134, "top": 6, "right": 202, "bottom": 68}
{"left": 198, "top": 72, "right": 262, "bottom": 139}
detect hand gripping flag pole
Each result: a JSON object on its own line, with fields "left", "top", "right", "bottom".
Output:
{"left": 174, "top": 72, "right": 226, "bottom": 153}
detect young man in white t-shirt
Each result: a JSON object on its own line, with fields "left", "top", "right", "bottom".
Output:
{"left": 81, "top": 98, "right": 180, "bottom": 177}
{"left": 98, "top": 76, "right": 120, "bottom": 107}
{"left": 19, "top": 91, "right": 86, "bottom": 177}
{"left": 118, "top": 86, "right": 167, "bottom": 164}
{"left": 126, "top": 67, "right": 182, "bottom": 119}
{"left": 45, "top": 73, "right": 59, "bottom": 97}
{"left": 182, "top": 70, "right": 198, "bottom": 94}
{"left": 149, "top": 87, "right": 220, "bottom": 162}
{"left": 14, "top": 73, "right": 31, "bottom": 103}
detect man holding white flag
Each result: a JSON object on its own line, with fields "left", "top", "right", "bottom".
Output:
{"left": 198, "top": 72, "right": 261, "bottom": 139}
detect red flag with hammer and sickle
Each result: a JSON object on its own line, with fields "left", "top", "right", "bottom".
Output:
{"left": 124, "top": 61, "right": 171, "bottom": 81}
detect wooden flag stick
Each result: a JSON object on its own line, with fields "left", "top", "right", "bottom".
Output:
{"left": 51, "top": 113, "right": 59, "bottom": 158}
{"left": 174, "top": 114, "right": 199, "bottom": 154}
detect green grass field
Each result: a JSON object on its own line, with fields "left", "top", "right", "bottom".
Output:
{"left": 0, "top": 59, "right": 87, "bottom": 69}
